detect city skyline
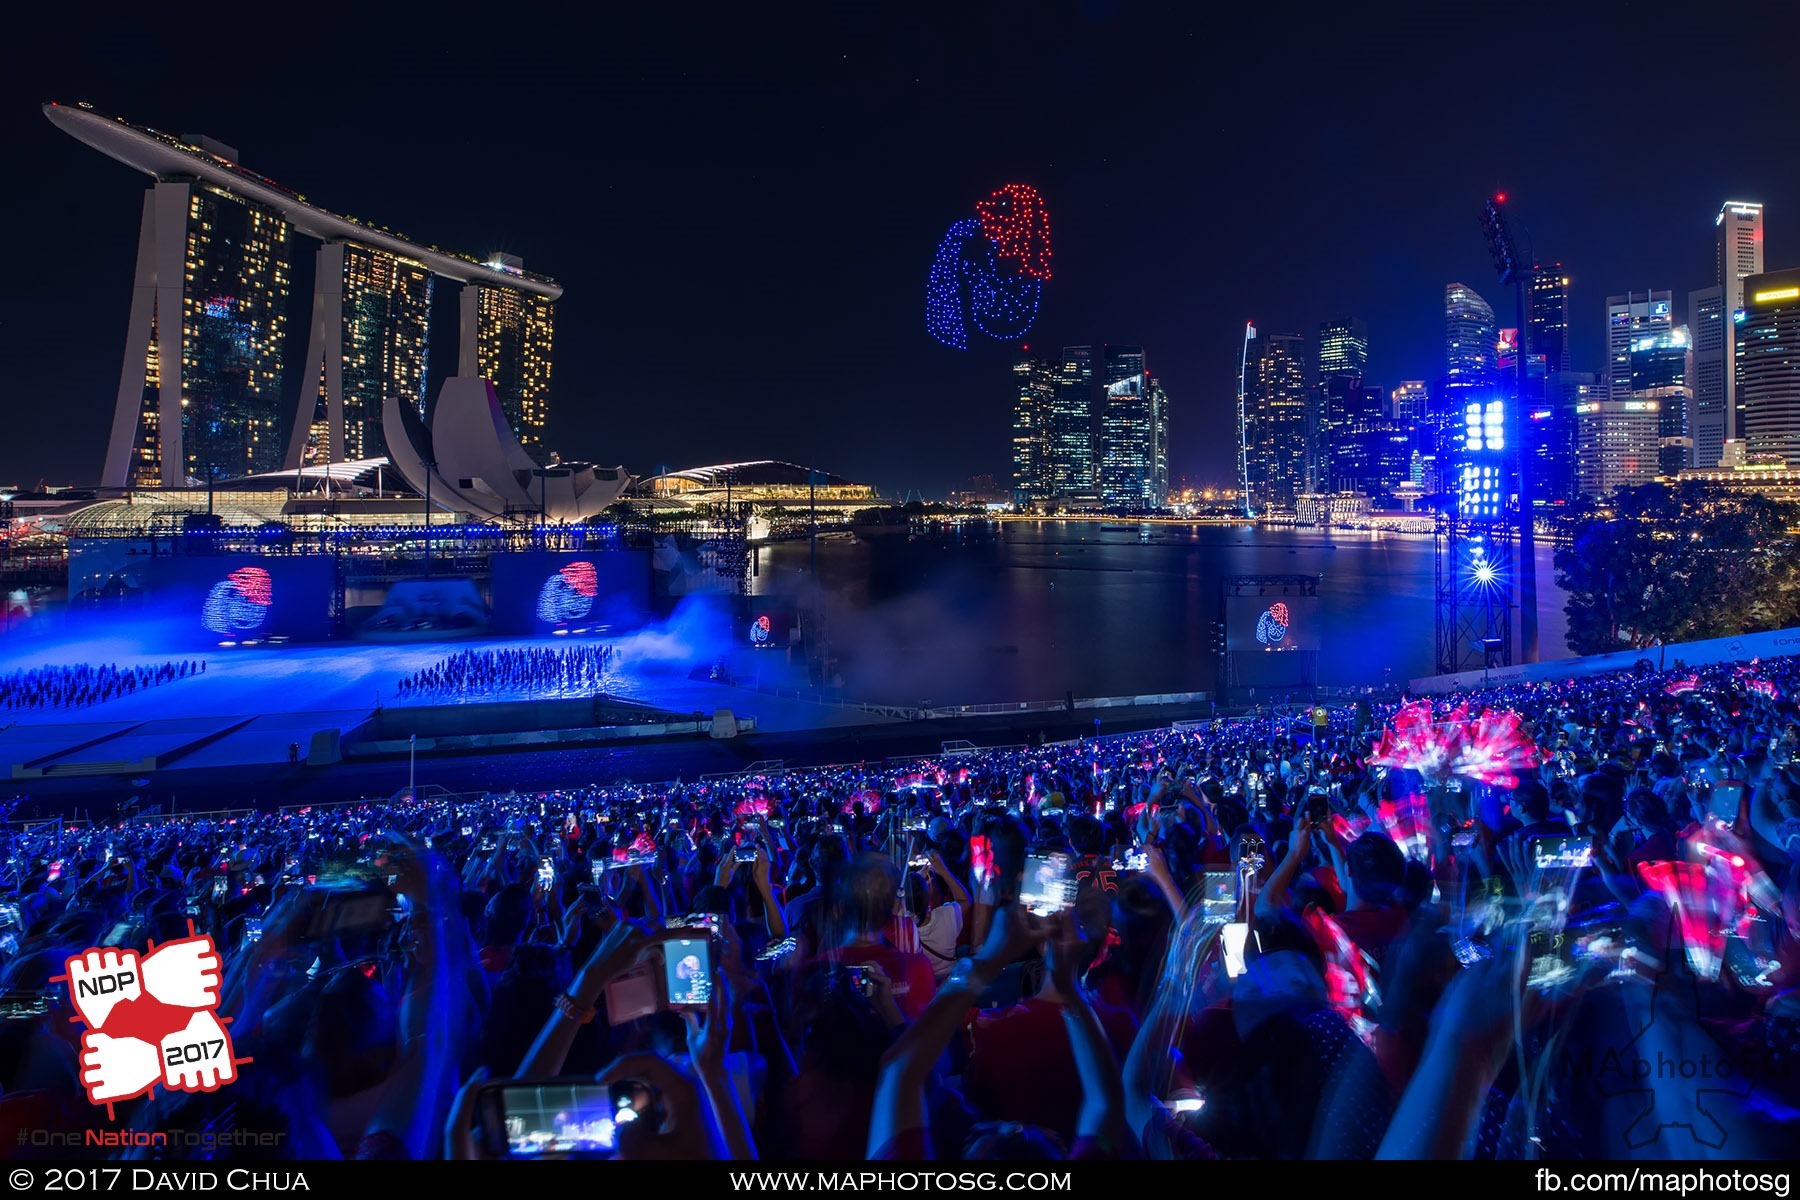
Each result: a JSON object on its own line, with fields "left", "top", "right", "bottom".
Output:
{"left": 7, "top": 5, "right": 1800, "bottom": 496}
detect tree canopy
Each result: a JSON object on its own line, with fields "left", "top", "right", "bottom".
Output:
{"left": 1553, "top": 481, "right": 1800, "bottom": 655}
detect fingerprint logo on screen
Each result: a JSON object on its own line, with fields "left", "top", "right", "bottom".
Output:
{"left": 201, "top": 567, "right": 273, "bottom": 635}
{"left": 1255, "top": 601, "right": 1290, "bottom": 646}
{"left": 535, "top": 561, "right": 599, "bottom": 623}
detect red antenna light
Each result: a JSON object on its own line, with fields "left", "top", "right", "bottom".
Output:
{"left": 1495, "top": 192, "right": 1507, "bottom": 203}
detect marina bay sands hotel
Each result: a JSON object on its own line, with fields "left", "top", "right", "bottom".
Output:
{"left": 45, "top": 102, "right": 561, "bottom": 489}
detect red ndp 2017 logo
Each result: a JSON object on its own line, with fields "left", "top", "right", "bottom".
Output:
{"left": 51, "top": 924, "right": 249, "bottom": 1115}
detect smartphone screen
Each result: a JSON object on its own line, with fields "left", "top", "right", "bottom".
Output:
{"left": 1020, "top": 852, "right": 1076, "bottom": 916}
{"left": 486, "top": 1081, "right": 620, "bottom": 1157}
{"left": 1529, "top": 834, "right": 1592, "bottom": 873}
{"left": 211, "top": 877, "right": 228, "bottom": 901}
{"left": 591, "top": 861, "right": 605, "bottom": 886}
{"left": 537, "top": 858, "right": 555, "bottom": 889}
{"left": 1199, "top": 871, "right": 1236, "bottom": 924}
{"left": 1709, "top": 781, "right": 1745, "bottom": 823}
{"left": 1221, "top": 921, "right": 1250, "bottom": 978}
{"left": 662, "top": 937, "right": 713, "bottom": 1009}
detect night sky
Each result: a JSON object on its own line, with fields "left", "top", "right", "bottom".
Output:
{"left": 7, "top": 2, "right": 1800, "bottom": 497}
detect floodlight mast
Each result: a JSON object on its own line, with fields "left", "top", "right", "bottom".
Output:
{"left": 1479, "top": 195, "right": 1540, "bottom": 665}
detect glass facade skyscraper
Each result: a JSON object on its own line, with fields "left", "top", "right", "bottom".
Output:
{"left": 1444, "top": 283, "right": 1498, "bottom": 401}
{"left": 1605, "top": 290, "right": 1673, "bottom": 403}
{"left": 1737, "top": 267, "right": 1800, "bottom": 466}
{"left": 342, "top": 246, "right": 432, "bottom": 460}
{"left": 1242, "top": 332, "right": 1307, "bottom": 512}
{"left": 473, "top": 284, "right": 556, "bottom": 460}
{"left": 1317, "top": 318, "right": 1368, "bottom": 380}
{"left": 1051, "top": 345, "right": 1095, "bottom": 500}
{"left": 1310, "top": 318, "right": 1368, "bottom": 492}
{"left": 1011, "top": 351, "right": 1056, "bottom": 507}
{"left": 1629, "top": 327, "right": 1693, "bottom": 474}
{"left": 128, "top": 183, "right": 295, "bottom": 484}
{"left": 1098, "top": 346, "right": 1167, "bottom": 510}
{"left": 1526, "top": 269, "right": 1570, "bottom": 377}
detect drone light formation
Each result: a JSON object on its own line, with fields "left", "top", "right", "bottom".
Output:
{"left": 925, "top": 184, "right": 1052, "bottom": 350}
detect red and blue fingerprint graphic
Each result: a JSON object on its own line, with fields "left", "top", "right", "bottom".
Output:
{"left": 535, "top": 560, "right": 599, "bottom": 623}
{"left": 926, "top": 184, "right": 1052, "bottom": 350}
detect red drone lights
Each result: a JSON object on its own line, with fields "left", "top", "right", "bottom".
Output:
{"left": 926, "top": 183, "right": 1053, "bottom": 350}
{"left": 974, "top": 184, "right": 1053, "bottom": 280}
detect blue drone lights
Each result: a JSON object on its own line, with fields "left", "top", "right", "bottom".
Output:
{"left": 925, "top": 185, "right": 1052, "bottom": 350}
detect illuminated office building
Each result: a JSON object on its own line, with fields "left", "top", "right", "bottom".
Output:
{"left": 1576, "top": 399, "right": 1660, "bottom": 496}
{"left": 1010, "top": 351, "right": 1056, "bottom": 507}
{"left": 1630, "top": 327, "right": 1694, "bottom": 474}
{"left": 1390, "top": 380, "right": 1429, "bottom": 421}
{"left": 1098, "top": 347, "right": 1168, "bottom": 510}
{"left": 1242, "top": 332, "right": 1307, "bottom": 511}
{"left": 1310, "top": 318, "right": 1368, "bottom": 492}
{"left": 1526, "top": 268, "right": 1571, "bottom": 377}
{"left": 1444, "top": 284, "right": 1498, "bottom": 406}
{"left": 1317, "top": 318, "right": 1368, "bottom": 380}
{"left": 46, "top": 103, "right": 564, "bottom": 487}
{"left": 1691, "top": 201, "right": 1765, "bottom": 465}
{"left": 1737, "top": 267, "right": 1800, "bottom": 466}
{"left": 1605, "top": 290, "right": 1673, "bottom": 403}
{"left": 1050, "top": 345, "right": 1095, "bottom": 500}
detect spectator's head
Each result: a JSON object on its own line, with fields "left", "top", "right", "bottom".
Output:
{"left": 1066, "top": 814, "right": 1105, "bottom": 858}
{"left": 483, "top": 883, "right": 533, "bottom": 948}
{"left": 1512, "top": 778, "right": 1552, "bottom": 824}
{"left": 302, "top": 967, "right": 397, "bottom": 1100}
{"left": 830, "top": 852, "right": 900, "bottom": 942}
{"left": 1345, "top": 832, "right": 1407, "bottom": 907}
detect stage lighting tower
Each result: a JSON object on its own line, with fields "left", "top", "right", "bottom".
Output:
{"left": 1479, "top": 194, "right": 1540, "bottom": 664}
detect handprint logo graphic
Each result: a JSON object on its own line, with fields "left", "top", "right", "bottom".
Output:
{"left": 53, "top": 925, "right": 248, "bottom": 1115}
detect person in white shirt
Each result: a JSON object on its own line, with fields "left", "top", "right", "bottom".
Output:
{"left": 903, "top": 847, "right": 972, "bottom": 981}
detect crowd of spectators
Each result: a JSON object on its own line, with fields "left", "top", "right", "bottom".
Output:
{"left": 0, "top": 660, "right": 204, "bottom": 713}
{"left": 1, "top": 652, "right": 1798, "bottom": 1161}
{"left": 395, "top": 645, "right": 618, "bottom": 702}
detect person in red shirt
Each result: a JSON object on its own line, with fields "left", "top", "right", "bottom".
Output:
{"left": 961, "top": 884, "right": 1139, "bottom": 1144}
{"left": 813, "top": 852, "right": 938, "bottom": 1021}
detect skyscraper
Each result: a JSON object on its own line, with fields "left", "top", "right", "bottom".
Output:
{"left": 290, "top": 242, "right": 433, "bottom": 467}
{"left": 1050, "top": 345, "right": 1095, "bottom": 500}
{"left": 47, "top": 102, "right": 564, "bottom": 488}
{"left": 1630, "top": 327, "right": 1694, "bottom": 474}
{"left": 1737, "top": 267, "right": 1800, "bottom": 466}
{"left": 1526, "top": 268, "right": 1571, "bottom": 377}
{"left": 1390, "top": 380, "right": 1429, "bottom": 421}
{"left": 1691, "top": 201, "right": 1765, "bottom": 464}
{"left": 1444, "top": 283, "right": 1498, "bottom": 404}
{"left": 460, "top": 257, "right": 556, "bottom": 461}
{"left": 1605, "top": 290, "right": 1673, "bottom": 402}
{"left": 1242, "top": 332, "right": 1307, "bottom": 512}
{"left": 1310, "top": 318, "right": 1368, "bottom": 492}
{"left": 1690, "top": 285, "right": 1728, "bottom": 468}
{"left": 1576, "top": 399, "right": 1660, "bottom": 496}
{"left": 1317, "top": 318, "right": 1368, "bottom": 380}
{"left": 109, "top": 178, "right": 295, "bottom": 485}
{"left": 1099, "top": 352, "right": 1165, "bottom": 510}
{"left": 1010, "top": 351, "right": 1056, "bottom": 508}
